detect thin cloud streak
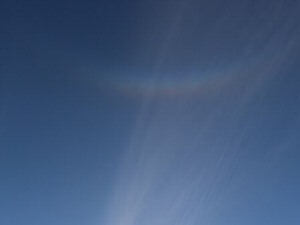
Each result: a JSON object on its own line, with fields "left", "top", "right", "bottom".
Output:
{"left": 102, "top": 2, "right": 299, "bottom": 225}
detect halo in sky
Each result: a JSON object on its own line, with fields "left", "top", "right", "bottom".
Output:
{"left": 81, "top": 58, "right": 258, "bottom": 99}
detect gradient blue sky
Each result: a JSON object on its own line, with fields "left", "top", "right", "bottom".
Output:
{"left": 1, "top": 0, "right": 300, "bottom": 225}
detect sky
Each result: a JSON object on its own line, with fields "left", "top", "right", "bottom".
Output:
{"left": 1, "top": 0, "right": 300, "bottom": 225}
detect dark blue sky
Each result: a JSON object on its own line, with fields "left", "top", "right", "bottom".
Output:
{"left": 1, "top": 1, "right": 300, "bottom": 225}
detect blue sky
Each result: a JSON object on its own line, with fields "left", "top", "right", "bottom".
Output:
{"left": 1, "top": 0, "right": 300, "bottom": 225}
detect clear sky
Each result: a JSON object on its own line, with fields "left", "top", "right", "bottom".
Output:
{"left": 1, "top": 0, "right": 300, "bottom": 225}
